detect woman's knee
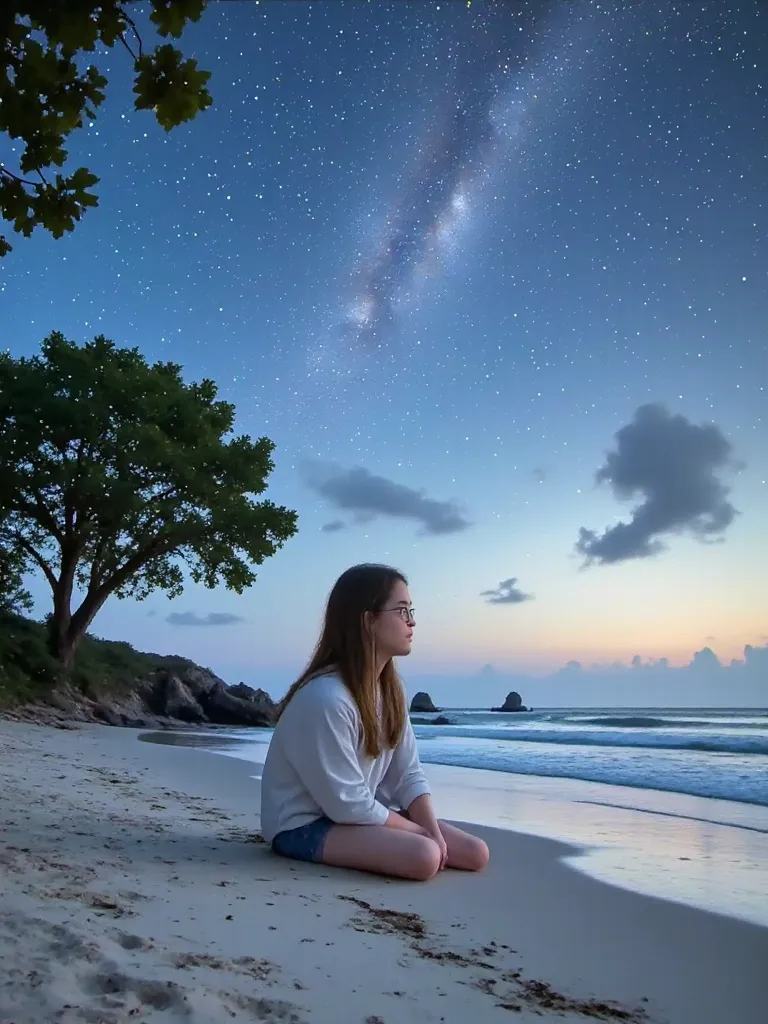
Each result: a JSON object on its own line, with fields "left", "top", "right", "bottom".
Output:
{"left": 464, "top": 836, "right": 490, "bottom": 872}
{"left": 407, "top": 836, "right": 441, "bottom": 881}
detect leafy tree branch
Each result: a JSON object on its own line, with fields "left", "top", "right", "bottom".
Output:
{"left": 1, "top": 0, "right": 213, "bottom": 256}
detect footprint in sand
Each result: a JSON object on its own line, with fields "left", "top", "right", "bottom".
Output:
{"left": 79, "top": 967, "right": 188, "bottom": 1010}
{"left": 113, "top": 930, "right": 154, "bottom": 952}
{"left": 221, "top": 991, "right": 306, "bottom": 1022}
{"left": 0, "top": 913, "right": 101, "bottom": 966}
{"left": 78, "top": 964, "right": 307, "bottom": 1023}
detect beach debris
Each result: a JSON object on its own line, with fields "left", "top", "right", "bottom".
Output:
{"left": 338, "top": 895, "right": 426, "bottom": 940}
{"left": 338, "top": 897, "right": 649, "bottom": 1022}
{"left": 172, "top": 951, "right": 275, "bottom": 980}
{"left": 224, "top": 827, "right": 267, "bottom": 844}
{"left": 513, "top": 977, "right": 647, "bottom": 1020}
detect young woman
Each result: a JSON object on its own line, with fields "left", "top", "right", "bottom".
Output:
{"left": 260, "top": 563, "right": 489, "bottom": 881}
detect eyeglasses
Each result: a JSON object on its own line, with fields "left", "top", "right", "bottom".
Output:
{"left": 382, "top": 606, "right": 416, "bottom": 625}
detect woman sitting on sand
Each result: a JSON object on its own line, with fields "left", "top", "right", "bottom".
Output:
{"left": 260, "top": 564, "right": 489, "bottom": 881}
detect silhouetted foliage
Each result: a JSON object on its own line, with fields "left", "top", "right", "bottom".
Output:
{"left": 0, "top": 540, "right": 33, "bottom": 614}
{"left": 1, "top": 0, "right": 212, "bottom": 255}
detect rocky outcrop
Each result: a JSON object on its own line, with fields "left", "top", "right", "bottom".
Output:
{"left": 201, "top": 682, "right": 274, "bottom": 727}
{"left": 4, "top": 663, "right": 278, "bottom": 731}
{"left": 160, "top": 675, "right": 206, "bottom": 723}
{"left": 411, "top": 714, "right": 453, "bottom": 725}
{"left": 491, "top": 691, "right": 529, "bottom": 713}
{"left": 409, "top": 691, "right": 440, "bottom": 713}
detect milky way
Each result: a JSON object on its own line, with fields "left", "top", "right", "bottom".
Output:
{"left": 308, "top": 0, "right": 590, "bottom": 384}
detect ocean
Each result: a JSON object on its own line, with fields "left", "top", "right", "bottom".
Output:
{"left": 409, "top": 707, "right": 768, "bottom": 807}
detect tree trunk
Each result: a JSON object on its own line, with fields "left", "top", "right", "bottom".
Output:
{"left": 46, "top": 538, "right": 164, "bottom": 670}
{"left": 50, "top": 631, "right": 78, "bottom": 670}
{"left": 48, "top": 588, "right": 75, "bottom": 668}
{"left": 47, "top": 544, "right": 84, "bottom": 669}
{"left": 49, "top": 586, "right": 113, "bottom": 670}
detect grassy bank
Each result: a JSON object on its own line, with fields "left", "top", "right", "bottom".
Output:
{"left": 0, "top": 612, "right": 191, "bottom": 710}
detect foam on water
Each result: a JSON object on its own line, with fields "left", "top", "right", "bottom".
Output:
{"left": 410, "top": 707, "right": 768, "bottom": 806}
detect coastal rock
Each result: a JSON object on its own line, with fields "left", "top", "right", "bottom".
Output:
{"left": 228, "top": 682, "right": 274, "bottom": 705}
{"left": 409, "top": 691, "right": 440, "bottom": 713}
{"left": 91, "top": 702, "right": 127, "bottom": 727}
{"left": 411, "top": 715, "right": 454, "bottom": 725}
{"left": 0, "top": 612, "right": 280, "bottom": 732}
{"left": 491, "top": 690, "right": 529, "bottom": 713}
{"left": 6, "top": 664, "right": 278, "bottom": 732}
{"left": 171, "top": 665, "right": 220, "bottom": 701}
{"left": 200, "top": 682, "right": 275, "bottom": 728}
{"left": 161, "top": 676, "right": 207, "bottom": 723}
{"left": 45, "top": 689, "right": 89, "bottom": 720}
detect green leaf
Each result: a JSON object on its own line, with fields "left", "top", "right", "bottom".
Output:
{"left": 134, "top": 45, "right": 212, "bottom": 130}
{"left": 150, "top": 0, "right": 207, "bottom": 39}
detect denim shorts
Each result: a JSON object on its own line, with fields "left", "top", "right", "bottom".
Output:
{"left": 271, "top": 816, "right": 335, "bottom": 864}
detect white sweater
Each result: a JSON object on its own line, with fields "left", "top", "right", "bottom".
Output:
{"left": 260, "top": 673, "right": 431, "bottom": 842}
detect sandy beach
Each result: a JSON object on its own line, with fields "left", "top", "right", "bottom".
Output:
{"left": 0, "top": 720, "right": 765, "bottom": 1023}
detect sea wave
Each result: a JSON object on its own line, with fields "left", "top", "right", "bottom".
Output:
{"left": 416, "top": 743, "right": 768, "bottom": 807}
{"left": 411, "top": 724, "right": 768, "bottom": 756}
{"left": 574, "top": 716, "right": 687, "bottom": 728}
{"left": 563, "top": 714, "right": 767, "bottom": 729}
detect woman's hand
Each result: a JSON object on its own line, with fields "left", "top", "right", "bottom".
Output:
{"left": 385, "top": 811, "right": 447, "bottom": 867}
{"left": 401, "top": 795, "right": 447, "bottom": 868}
{"left": 429, "top": 827, "right": 448, "bottom": 870}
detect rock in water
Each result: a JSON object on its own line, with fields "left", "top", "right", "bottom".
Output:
{"left": 409, "top": 691, "right": 440, "bottom": 713}
{"left": 491, "top": 691, "right": 529, "bottom": 713}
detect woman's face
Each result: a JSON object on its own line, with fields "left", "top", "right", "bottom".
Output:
{"left": 372, "top": 579, "right": 415, "bottom": 659}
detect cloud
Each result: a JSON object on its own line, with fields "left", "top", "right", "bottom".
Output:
{"left": 481, "top": 578, "right": 533, "bottom": 605}
{"left": 303, "top": 462, "right": 471, "bottom": 535}
{"left": 576, "top": 404, "right": 738, "bottom": 565}
{"left": 166, "top": 612, "right": 245, "bottom": 628}
{"left": 409, "top": 643, "right": 768, "bottom": 710}
{"left": 320, "top": 520, "right": 346, "bottom": 533}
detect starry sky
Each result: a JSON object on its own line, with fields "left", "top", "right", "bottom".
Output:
{"left": 2, "top": 0, "right": 766, "bottom": 700}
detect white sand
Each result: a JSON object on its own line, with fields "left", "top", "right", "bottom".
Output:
{"left": 0, "top": 721, "right": 765, "bottom": 1023}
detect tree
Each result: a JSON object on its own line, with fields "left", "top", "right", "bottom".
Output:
{"left": 0, "top": 332, "right": 298, "bottom": 668}
{"left": 1, "top": 0, "right": 213, "bottom": 257}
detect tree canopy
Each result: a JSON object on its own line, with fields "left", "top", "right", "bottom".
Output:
{"left": 0, "top": 332, "right": 298, "bottom": 666}
{"left": 0, "top": 0, "right": 213, "bottom": 257}
{"left": 0, "top": 541, "right": 33, "bottom": 615}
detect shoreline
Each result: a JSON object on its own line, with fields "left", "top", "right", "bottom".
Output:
{"left": 1, "top": 719, "right": 766, "bottom": 1023}
{"left": 142, "top": 727, "right": 768, "bottom": 927}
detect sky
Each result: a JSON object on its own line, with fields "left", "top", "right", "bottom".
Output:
{"left": 2, "top": 0, "right": 766, "bottom": 706}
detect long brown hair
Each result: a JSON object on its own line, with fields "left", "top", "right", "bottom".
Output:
{"left": 278, "top": 564, "right": 408, "bottom": 758}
